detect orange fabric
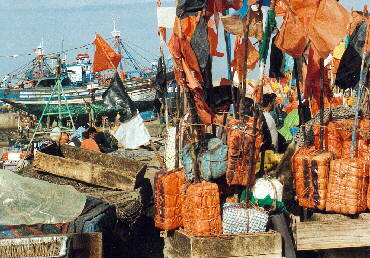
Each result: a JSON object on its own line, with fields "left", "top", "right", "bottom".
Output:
{"left": 92, "top": 34, "right": 122, "bottom": 73}
{"left": 207, "top": 0, "right": 242, "bottom": 16}
{"left": 207, "top": 21, "right": 224, "bottom": 57}
{"left": 310, "top": 97, "right": 343, "bottom": 117}
{"left": 154, "top": 169, "right": 186, "bottom": 231}
{"left": 326, "top": 158, "right": 369, "bottom": 215}
{"left": 290, "top": 0, "right": 320, "bottom": 28}
{"left": 285, "top": 101, "right": 298, "bottom": 114}
{"left": 275, "top": 0, "right": 287, "bottom": 17}
{"left": 274, "top": 10, "right": 308, "bottom": 57}
{"left": 182, "top": 59, "right": 215, "bottom": 125}
{"left": 359, "top": 118, "right": 370, "bottom": 162}
{"left": 304, "top": 44, "right": 331, "bottom": 101}
{"left": 168, "top": 34, "right": 203, "bottom": 82}
{"left": 158, "top": 27, "right": 166, "bottom": 42}
{"left": 193, "top": 90, "right": 215, "bottom": 125}
{"left": 173, "top": 16, "right": 198, "bottom": 40}
{"left": 226, "top": 118, "right": 263, "bottom": 186}
{"left": 182, "top": 181, "right": 222, "bottom": 236}
{"left": 249, "top": 9, "right": 264, "bottom": 40}
{"left": 292, "top": 147, "right": 334, "bottom": 210}
{"left": 307, "top": 0, "right": 352, "bottom": 58}
{"left": 231, "top": 36, "right": 259, "bottom": 82}
{"left": 313, "top": 120, "right": 347, "bottom": 158}
{"left": 81, "top": 138, "right": 101, "bottom": 152}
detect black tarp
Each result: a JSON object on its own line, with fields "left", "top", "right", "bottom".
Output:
{"left": 205, "top": 86, "right": 238, "bottom": 108}
{"left": 269, "top": 35, "right": 285, "bottom": 79}
{"left": 176, "top": 0, "right": 207, "bottom": 17}
{"left": 335, "top": 21, "right": 368, "bottom": 90}
{"left": 102, "top": 72, "right": 137, "bottom": 122}
{"left": 155, "top": 56, "right": 167, "bottom": 97}
{"left": 190, "top": 15, "right": 213, "bottom": 89}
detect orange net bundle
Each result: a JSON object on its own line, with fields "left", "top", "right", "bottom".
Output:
{"left": 225, "top": 118, "right": 263, "bottom": 186}
{"left": 182, "top": 181, "right": 222, "bottom": 236}
{"left": 292, "top": 147, "right": 334, "bottom": 210}
{"left": 313, "top": 120, "right": 351, "bottom": 159}
{"left": 358, "top": 118, "right": 370, "bottom": 162}
{"left": 326, "top": 158, "right": 369, "bottom": 214}
{"left": 154, "top": 169, "right": 186, "bottom": 231}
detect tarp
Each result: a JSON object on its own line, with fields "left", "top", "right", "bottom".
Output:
{"left": 176, "top": 0, "right": 206, "bottom": 17}
{"left": 335, "top": 21, "right": 368, "bottom": 90}
{"left": 102, "top": 72, "right": 137, "bottom": 122}
{"left": 0, "top": 169, "right": 86, "bottom": 225}
{"left": 92, "top": 34, "right": 122, "bottom": 73}
{"left": 269, "top": 35, "right": 285, "bottom": 79}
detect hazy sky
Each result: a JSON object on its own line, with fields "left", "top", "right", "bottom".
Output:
{"left": 0, "top": 0, "right": 367, "bottom": 81}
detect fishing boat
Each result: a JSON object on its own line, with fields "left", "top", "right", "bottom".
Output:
{"left": 0, "top": 22, "right": 158, "bottom": 120}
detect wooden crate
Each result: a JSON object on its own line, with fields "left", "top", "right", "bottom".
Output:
{"left": 292, "top": 214, "right": 370, "bottom": 251}
{"left": 163, "top": 230, "right": 282, "bottom": 258}
{"left": 0, "top": 232, "right": 102, "bottom": 258}
{"left": 33, "top": 144, "right": 146, "bottom": 191}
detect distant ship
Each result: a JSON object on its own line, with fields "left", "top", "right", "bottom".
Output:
{"left": 0, "top": 21, "right": 158, "bottom": 121}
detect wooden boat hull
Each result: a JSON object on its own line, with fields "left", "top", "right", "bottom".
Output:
{"left": 33, "top": 144, "right": 146, "bottom": 191}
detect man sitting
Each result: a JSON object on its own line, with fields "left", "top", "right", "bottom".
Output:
{"left": 80, "top": 131, "right": 101, "bottom": 152}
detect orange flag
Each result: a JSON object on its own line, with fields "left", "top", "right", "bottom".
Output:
{"left": 274, "top": 10, "right": 308, "bottom": 57}
{"left": 308, "top": 0, "right": 352, "bottom": 58}
{"left": 231, "top": 36, "right": 259, "bottom": 82}
{"left": 93, "top": 34, "right": 122, "bottom": 73}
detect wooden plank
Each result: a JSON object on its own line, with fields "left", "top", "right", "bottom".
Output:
{"left": 0, "top": 232, "right": 102, "bottom": 258}
{"left": 165, "top": 230, "right": 282, "bottom": 258}
{"left": 33, "top": 145, "right": 146, "bottom": 191}
{"left": 295, "top": 219, "right": 370, "bottom": 250}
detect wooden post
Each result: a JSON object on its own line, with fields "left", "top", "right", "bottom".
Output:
{"left": 294, "top": 59, "right": 308, "bottom": 145}
{"left": 319, "top": 58, "right": 325, "bottom": 151}
{"left": 239, "top": 11, "right": 251, "bottom": 120}
{"left": 176, "top": 9, "right": 202, "bottom": 182}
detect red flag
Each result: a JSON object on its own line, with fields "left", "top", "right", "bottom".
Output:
{"left": 93, "top": 34, "right": 122, "bottom": 73}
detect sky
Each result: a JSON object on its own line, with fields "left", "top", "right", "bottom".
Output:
{"left": 0, "top": 0, "right": 367, "bottom": 81}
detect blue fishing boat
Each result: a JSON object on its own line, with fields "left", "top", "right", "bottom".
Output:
{"left": 0, "top": 24, "right": 158, "bottom": 120}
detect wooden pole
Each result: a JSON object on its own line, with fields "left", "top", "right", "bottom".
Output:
{"left": 238, "top": 11, "right": 251, "bottom": 120}
{"left": 245, "top": 0, "right": 276, "bottom": 198}
{"left": 319, "top": 58, "right": 325, "bottom": 151}
{"left": 176, "top": 9, "right": 203, "bottom": 182}
{"left": 294, "top": 59, "right": 308, "bottom": 145}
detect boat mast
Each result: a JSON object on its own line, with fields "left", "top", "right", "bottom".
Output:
{"left": 111, "top": 18, "right": 124, "bottom": 73}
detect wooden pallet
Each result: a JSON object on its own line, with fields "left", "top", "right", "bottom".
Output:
{"left": 292, "top": 213, "right": 370, "bottom": 251}
{"left": 163, "top": 230, "right": 282, "bottom": 258}
{"left": 33, "top": 144, "right": 146, "bottom": 191}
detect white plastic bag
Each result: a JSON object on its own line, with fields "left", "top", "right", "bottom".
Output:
{"left": 113, "top": 114, "right": 151, "bottom": 149}
{"left": 252, "top": 177, "right": 283, "bottom": 202}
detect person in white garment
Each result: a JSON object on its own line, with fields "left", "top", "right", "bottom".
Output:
{"left": 262, "top": 93, "right": 278, "bottom": 151}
